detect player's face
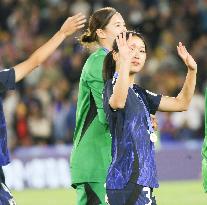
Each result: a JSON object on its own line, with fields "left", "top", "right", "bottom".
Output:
{"left": 127, "top": 36, "right": 147, "bottom": 73}
{"left": 102, "top": 13, "right": 127, "bottom": 46}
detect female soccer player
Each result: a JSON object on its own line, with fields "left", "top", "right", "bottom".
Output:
{"left": 0, "top": 13, "right": 86, "bottom": 204}
{"left": 70, "top": 7, "right": 127, "bottom": 205}
{"left": 103, "top": 31, "right": 197, "bottom": 205}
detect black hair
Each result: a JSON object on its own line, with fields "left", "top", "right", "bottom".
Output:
{"left": 102, "top": 31, "right": 147, "bottom": 82}
{"left": 80, "top": 7, "right": 117, "bottom": 46}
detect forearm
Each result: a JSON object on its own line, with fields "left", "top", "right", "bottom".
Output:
{"left": 110, "top": 60, "right": 130, "bottom": 109}
{"left": 176, "top": 69, "right": 197, "bottom": 109}
{"left": 14, "top": 30, "right": 66, "bottom": 82}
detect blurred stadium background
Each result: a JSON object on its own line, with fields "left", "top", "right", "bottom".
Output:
{"left": 0, "top": 0, "right": 207, "bottom": 204}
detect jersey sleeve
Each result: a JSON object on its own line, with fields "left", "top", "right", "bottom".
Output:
{"left": 0, "top": 68, "right": 16, "bottom": 93}
{"left": 144, "top": 89, "right": 162, "bottom": 115}
{"left": 85, "top": 54, "right": 108, "bottom": 125}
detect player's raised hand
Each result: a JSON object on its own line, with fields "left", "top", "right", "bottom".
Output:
{"left": 116, "top": 32, "right": 133, "bottom": 61}
{"left": 177, "top": 42, "right": 197, "bottom": 71}
{"left": 60, "top": 13, "right": 86, "bottom": 37}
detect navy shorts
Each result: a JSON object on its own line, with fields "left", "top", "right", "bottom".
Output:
{"left": 0, "top": 167, "right": 16, "bottom": 205}
{"left": 106, "top": 182, "right": 157, "bottom": 205}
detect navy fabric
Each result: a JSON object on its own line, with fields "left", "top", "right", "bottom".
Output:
{"left": 0, "top": 68, "right": 15, "bottom": 166}
{"left": 0, "top": 182, "right": 16, "bottom": 205}
{"left": 103, "top": 79, "right": 161, "bottom": 189}
{"left": 107, "top": 182, "right": 157, "bottom": 205}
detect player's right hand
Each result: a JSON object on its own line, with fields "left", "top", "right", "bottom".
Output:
{"left": 60, "top": 13, "right": 86, "bottom": 37}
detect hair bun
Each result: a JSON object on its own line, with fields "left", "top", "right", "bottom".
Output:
{"left": 80, "top": 32, "right": 95, "bottom": 44}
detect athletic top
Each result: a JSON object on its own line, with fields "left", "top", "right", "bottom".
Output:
{"left": 103, "top": 78, "right": 161, "bottom": 189}
{"left": 0, "top": 68, "right": 15, "bottom": 166}
{"left": 70, "top": 48, "right": 112, "bottom": 186}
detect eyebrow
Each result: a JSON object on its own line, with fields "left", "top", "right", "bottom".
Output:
{"left": 130, "top": 44, "right": 145, "bottom": 49}
{"left": 113, "top": 21, "right": 125, "bottom": 24}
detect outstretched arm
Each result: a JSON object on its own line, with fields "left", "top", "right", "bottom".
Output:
{"left": 158, "top": 42, "right": 197, "bottom": 112}
{"left": 14, "top": 13, "right": 86, "bottom": 82}
{"left": 109, "top": 32, "right": 133, "bottom": 109}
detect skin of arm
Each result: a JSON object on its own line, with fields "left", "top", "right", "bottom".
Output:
{"left": 158, "top": 42, "right": 197, "bottom": 112}
{"left": 109, "top": 33, "right": 133, "bottom": 109}
{"left": 14, "top": 13, "right": 86, "bottom": 82}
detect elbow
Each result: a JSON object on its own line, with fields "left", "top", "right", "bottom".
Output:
{"left": 115, "top": 102, "right": 126, "bottom": 109}
{"left": 178, "top": 100, "right": 190, "bottom": 111}
{"left": 109, "top": 99, "right": 126, "bottom": 110}
{"left": 182, "top": 104, "right": 189, "bottom": 111}
{"left": 181, "top": 106, "right": 188, "bottom": 112}
{"left": 175, "top": 96, "right": 190, "bottom": 111}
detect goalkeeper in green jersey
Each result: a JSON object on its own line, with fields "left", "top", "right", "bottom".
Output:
{"left": 70, "top": 7, "right": 127, "bottom": 205}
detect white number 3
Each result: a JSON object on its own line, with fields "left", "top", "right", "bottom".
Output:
{"left": 143, "top": 187, "right": 152, "bottom": 205}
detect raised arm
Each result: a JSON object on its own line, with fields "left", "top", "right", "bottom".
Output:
{"left": 158, "top": 42, "right": 197, "bottom": 112}
{"left": 14, "top": 13, "right": 86, "bottom": 82}
{"left": 109, "top": 33, "right": 133, "bottom": 109}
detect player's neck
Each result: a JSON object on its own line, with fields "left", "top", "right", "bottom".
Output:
{"left": 99, "top": 40, "right": 112, "bottom": 51}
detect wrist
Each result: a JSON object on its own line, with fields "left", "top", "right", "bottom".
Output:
{"left": 58, "top": 29, "right": 67, "bottom": 39}
{"left": 187, "top": 67, "right": 197, "bottom": 74}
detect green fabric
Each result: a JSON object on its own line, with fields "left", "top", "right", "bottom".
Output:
{"left": 202, "top": 88, "right": 207, "bottom": 192}
{"left": 70, "top": 48, "right": 112, "bottom": 185}
{"left": 76, "top": 182, "right": 107, "bottom": 205}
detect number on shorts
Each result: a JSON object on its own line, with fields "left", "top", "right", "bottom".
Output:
{"left": 143, "top": 187, "right": 152, "bottom": 205}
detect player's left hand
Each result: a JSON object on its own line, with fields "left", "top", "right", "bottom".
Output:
{"left": 60, "top": 13, "right": 86, "bottom": 37}
{"left": 150, "top": 114, "right": 158, "bottom": 131}
{"left": 177, "top": 42, "right": 197, "bottom": 72}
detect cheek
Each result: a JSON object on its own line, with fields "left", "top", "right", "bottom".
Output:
{"left": 141, "top": 55, "right": 147, "bottom": 64}
{"left": 109, "top": 28, "right": 123, "bottom": 38}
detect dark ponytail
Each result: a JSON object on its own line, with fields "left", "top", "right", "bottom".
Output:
{"left": 80, "top": 29, "right": 95, "bottom": 44}
{"left": 103, "top": 31, "right": 147, "bottom": 83}
{"left": 103, "top": 51, "right": 116, "bottom": 82}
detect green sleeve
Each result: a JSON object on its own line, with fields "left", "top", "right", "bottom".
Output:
{"left": 202, "top": 88, "right": 207, "bottom": 192}
{"left": 85, "top": 53, "right": 107, "bottom": 125}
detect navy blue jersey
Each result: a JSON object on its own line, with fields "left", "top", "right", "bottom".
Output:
{"left": 103, "top": 79, "right": 161, "bottom": 189}
{"left": 0, "top": 68, "right": 15, "bottom": 166}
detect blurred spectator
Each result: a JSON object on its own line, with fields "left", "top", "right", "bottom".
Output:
{"left": 28, "top": 98, "right": 52, "bottom": 145}
{"left": 51, "top": 79, "right": 71, "bottom": 144}
{"left": 13, "top": 101, "right": 30, "bottom": 146}
{"left": 66, "top": 89, "right": 78, "bottom": 144}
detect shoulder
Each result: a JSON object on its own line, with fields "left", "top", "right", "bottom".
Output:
{"left": 83, "top": 48, "right": 106, "bottom": 77}
{"left": 0, "top": 67, "right": 15, "bottom": 80}
{"left": 134, "top": 84, "right": 158, "bottom": 97}
{"left": 0, "top": 68, "right": 14, "bottom": 75}
{"left": 0, "top": 68, "right": 15, "bottom": 93}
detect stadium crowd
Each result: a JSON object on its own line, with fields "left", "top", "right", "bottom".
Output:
{"left": 0, "top": 0, "right": 206, "bottom": 149}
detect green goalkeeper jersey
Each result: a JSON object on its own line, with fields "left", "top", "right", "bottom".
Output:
{"left": 70, "top": 48, "right": 111, "bottom": 186}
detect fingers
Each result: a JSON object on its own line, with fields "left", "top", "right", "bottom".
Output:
{"left": 116, "top": 32, "right": 127, "bottom": 48}
{"left": 76, "top": 19, "right": 87, "bottom": 26}
{"left": 72, "top": 13, "right": 85, "bottom": 21}
{"left": 74, "top": 15, "right": 86, "bottom": 24}
{"left": 70, "top": 13, "right": 86, "bottom": 27}
{"left": 177, "top": 42, "right": 188, "bottom": 54}
{"left": 177, "top": 42, "right": 197, "bottom": 70}
{"left": 150, "top": 114, "right": 158, "bottom": 131}
{"left": 115, "top": 36, "right": 120, "bottom": 49}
